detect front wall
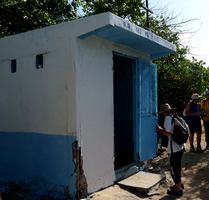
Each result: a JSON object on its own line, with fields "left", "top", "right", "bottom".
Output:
{"left": 76, "top": 37, "right": 114, "bottom": 193}
{"left": 0, "top": 26, "right": 77, "bottom": 198}
{"left": 76, "top": 36, "right": 149, "bottom": 193}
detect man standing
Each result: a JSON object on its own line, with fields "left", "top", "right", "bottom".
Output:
{"left": 184, "top": 93, "right": 202, "bottom": 153}
{"left": 201, "top": 90, "right": 209, "bottom": 150}
{"left": 156, "top": 103, "right": 184, "bottom": 196}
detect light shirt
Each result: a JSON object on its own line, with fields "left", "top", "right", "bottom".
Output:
{"left": 164, "top": 115, "right": 184, "bottom": 153}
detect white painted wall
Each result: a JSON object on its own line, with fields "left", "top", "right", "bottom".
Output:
{"left": 75, "top": 36, "right": 149, "bottom": 193}
{"left": 0, "top": 24, "right": 77, "bottom": 135}
{"left": 75, "top": 37, "right": 114, "bottom": 192}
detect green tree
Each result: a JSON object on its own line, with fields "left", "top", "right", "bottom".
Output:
{"left": 82, "top": 0, "right": 145, "bottom": 24}
{"left": 149, "top": 14, "right": 209, "bottom": 112}
{"left": 157, "top": 54, "right": 209, "bottom": 113}
{"left": 0, "top": 0, "right": 79, "bottom": 37}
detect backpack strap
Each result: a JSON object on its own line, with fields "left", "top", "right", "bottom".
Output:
{"left": 170, "top": 137, "right": 173, "bottom": 154}
{"left": 170, "top": 115, "right": 174, "bottom": 154}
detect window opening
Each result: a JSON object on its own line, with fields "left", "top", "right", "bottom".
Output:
{"left": 36, "top": 54, "right": 43, "bottom": 69}
{"left": 11, "top": 59, "right": 16, "bottom": 73}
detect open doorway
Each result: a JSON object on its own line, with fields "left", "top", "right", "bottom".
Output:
{"left": 113, "top": 53, "right": 136, "bottom": 170}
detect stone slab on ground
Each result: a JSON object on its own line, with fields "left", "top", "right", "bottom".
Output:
{"left": 117, "top": 171, "right": 165, "bottom": 193}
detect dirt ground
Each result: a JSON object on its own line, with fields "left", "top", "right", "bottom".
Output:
{"left": 90, "top": 133, "right": 209, "bottom": 200}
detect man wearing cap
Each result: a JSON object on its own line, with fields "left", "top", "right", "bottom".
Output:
{"left": 201, "top": 90, "right": 209, "bottom": 150}
{"left": 156, "top": 103, "right": 184, "bottom": 196}
{"left": 184, "top": 93, "right": 202, "bottom": 153}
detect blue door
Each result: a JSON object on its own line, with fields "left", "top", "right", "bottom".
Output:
{"left": 135, "top": 60, "right": 158, "bottom": 161}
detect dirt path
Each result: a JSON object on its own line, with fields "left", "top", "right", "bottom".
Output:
{"left": 90, "top": 134, "right": 209, "bottom": 200}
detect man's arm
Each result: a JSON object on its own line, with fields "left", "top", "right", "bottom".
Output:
{"left": 156, "top": 125, "right": 171, "bottom": 137}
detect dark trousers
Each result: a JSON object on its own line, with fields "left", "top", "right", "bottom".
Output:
{"left": 203, "top": 121, "right": 209, "bottom": 146}
{"left": 170, "top": 150, "right": 183, "bottom": 184}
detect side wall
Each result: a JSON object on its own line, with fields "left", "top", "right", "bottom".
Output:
{"left": 75, "top": 36, "right": 149, "bottom": 193}
{"left": 0, "top": 26, "right": 77, "bottom": 197}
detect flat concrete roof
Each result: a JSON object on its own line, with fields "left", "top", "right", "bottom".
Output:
{"left": 78, "top": 12, "right": 176, "bottom": 60}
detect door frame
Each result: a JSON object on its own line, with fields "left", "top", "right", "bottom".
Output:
{"left": 113, "top": 52, "right": 139, "bottom": 179}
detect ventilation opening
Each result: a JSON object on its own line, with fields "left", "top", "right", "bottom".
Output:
{"left": 11, "top": 59, "right": 16, "bottom": 73}
{"left": 36, "top": 54, "right": 43, "bottom": 69}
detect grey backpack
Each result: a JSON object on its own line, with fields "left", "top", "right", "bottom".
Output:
{"left": 172, "top": 115, "right": 190, "bottom": 145}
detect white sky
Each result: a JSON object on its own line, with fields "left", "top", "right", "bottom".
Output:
{"left": 149, "top": 0, "right": 209, "bottom": 66}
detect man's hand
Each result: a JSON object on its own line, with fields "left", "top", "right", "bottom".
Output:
{"left": 156, "top": 125, "right": 170, "bottom": 137}
{"left": 156, "top": 125, "right": 164, "bottom": 133}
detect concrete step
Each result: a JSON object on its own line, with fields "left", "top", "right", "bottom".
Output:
{"left": 117, "top": 171, "right": 165, "bottom": 194}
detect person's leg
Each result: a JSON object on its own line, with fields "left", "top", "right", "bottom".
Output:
{"left": 168, "top": 150, "right": 184, "bottom": 195}
{"left": 203, "top": 121, "right": 209, "bottom": 149}
{"left": 189, "top": 123, "right": 195, "bottom": 151}
{"left": 189, "top": 133, "right": 195, "bottom": 151}
{"left": 196, "top": 132, "right": 203, "bottom": 152}
{"left": 173, "top": 150, "right": 183, "bottom": 185}
{"left": 169, "top": 153, "right": 175, "bottom": 182}
{"left": 196, "top": 120, "right": 203, "bottom": 152}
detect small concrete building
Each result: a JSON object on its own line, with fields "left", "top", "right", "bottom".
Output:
{"left": 0, "top": 12, "right": 175, "bottom": 199}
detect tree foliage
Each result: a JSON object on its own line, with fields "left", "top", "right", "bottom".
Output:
{"left": 82, "top": 0, "right": 145, "bottom": 24}
{"left": 0, "top": 0, "right": 78, "bottom": 37}
{"left": 149, "top": 14, "right": 209, "bottom": 112}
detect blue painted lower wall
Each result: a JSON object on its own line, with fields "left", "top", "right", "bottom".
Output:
{"left": 0, "top": 132, "right": 76, "bottom": 198}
